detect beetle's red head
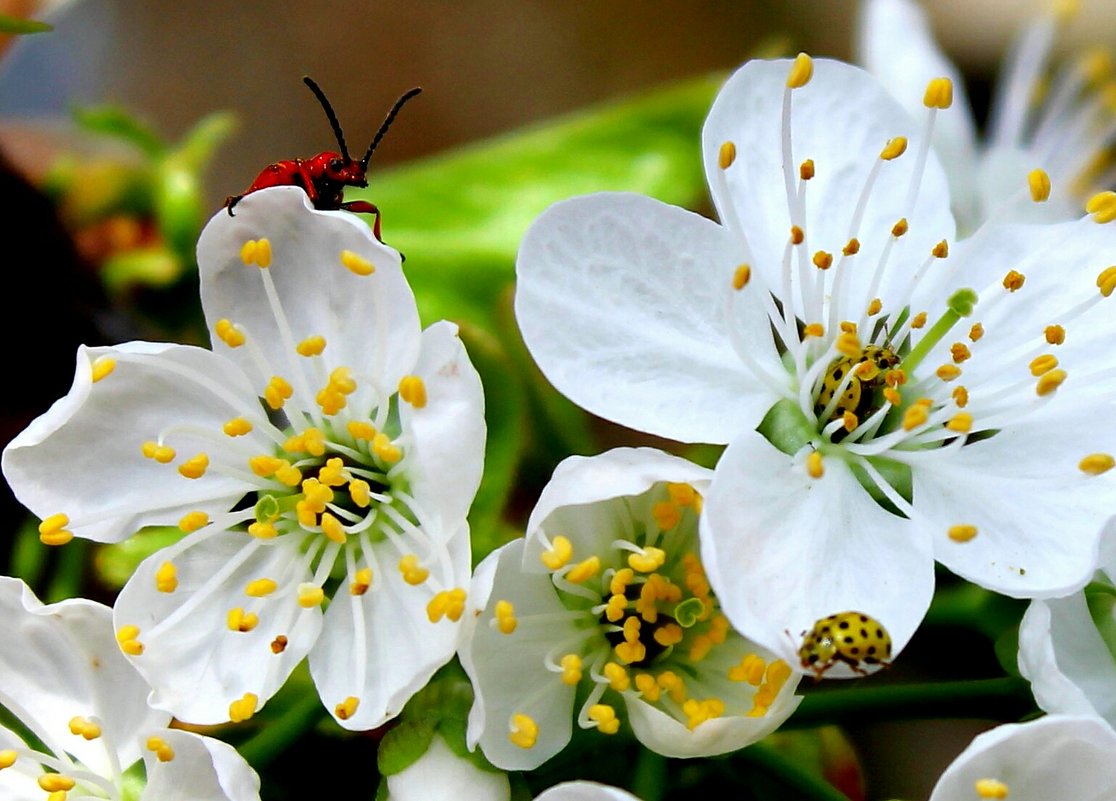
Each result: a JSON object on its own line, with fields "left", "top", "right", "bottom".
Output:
{"left": 303, "top": 77, "right": 421, "bottom": 184}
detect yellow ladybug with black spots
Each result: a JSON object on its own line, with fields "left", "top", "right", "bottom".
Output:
{"left": 814, "top": 345, "right": 899, "bottom": 429}
{"left": 798, "top": 611, "right": 892, "bottom": 679}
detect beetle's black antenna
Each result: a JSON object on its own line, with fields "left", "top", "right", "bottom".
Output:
{"left": 362, "top": 87, "right": 422, "bottom": 167}
{"left": 303, "top": 76, "right": 351, "bottom": 162}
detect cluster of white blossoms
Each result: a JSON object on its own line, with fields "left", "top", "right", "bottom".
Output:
{"left": 4, "top": 0, "right": 1116, "bottom": 796}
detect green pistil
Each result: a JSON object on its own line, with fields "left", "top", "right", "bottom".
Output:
{"left": 674, "top": 597, "right": 706, "bottom": 628}
{"left": 899, "top": 288, "right": 978, "bottom": 376}
{"left": 254, "top": 494, "right": 282, "bottom": 523}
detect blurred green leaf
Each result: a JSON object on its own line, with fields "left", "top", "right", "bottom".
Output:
{"left": 377, "top": 718, "right": 437, "bottom": 776}
{"left": 174, "top": 111, "right": 238, "bottom": 174}
{"left": 0, "top": 15, "right": 51, "bottom": 34}
{"left": 351, "top": 73, "right": 722, "bottom": 330}
{"left": 72, "top": 105, "right": 166, "bottom": 157}
{"left": 94, "top": 526, "right": 188, "bottom": 589}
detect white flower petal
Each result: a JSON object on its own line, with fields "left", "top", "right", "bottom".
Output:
{"left": 0, "top": 577, "right": 169, "bottom": 777}
{"left": 385, "top": 734, "right": 510, "bottom": 801}
{"left": 141, "top": 729, "right": 261, "bottom": 801}
{"left": 856, "top": 0, "right": 980, "bottom": 224}
{"left": 113, "top": 531, "right": 321, "bottom": 724}
{"left": 0, "top": 724, "right": 43, "bottom": 800}
{"left": 702, "top": 431, "right": 934, "bottom": 673}
{"left": 515, "top": 192, "right": 782, "bottom": 444}
{"left": 309, "top": 524, "right": 470, "bottom": 730}
{"left": 460, "top": 540, "right": 580, "bottom": 771}
{"left": 535, "top": 782, "right": 643, "bottom": 801}
{"left": 928, "top": 715, "right": 1116, "bottom": 801}
{"left": 1018, "top": 593, "right": 1116, "bottom": 727}
{"left": 622, "top": 686, "right": 801, "bottom": 759}
{"left": 198, "top": 186, "right": 422, "bottom": 396}
{"left": 2, "top": 343, "right": 265, "bottom": 543}
{"left": 521, "top": 447, "right": 712, "bottom": 573}
{"left": 702, "top": 57, "right": 955, "bottom": 319}
{"left": 400, "top": 320, "right": 486, "bottom": 531}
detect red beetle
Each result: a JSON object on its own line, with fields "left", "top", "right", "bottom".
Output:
{"left": 225, "top": 76, "right": 421, "bottom": 243}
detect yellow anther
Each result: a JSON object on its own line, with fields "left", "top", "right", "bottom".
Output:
{"left": 116, "top": 625, "right": 144, "bottom": 655}
{"left": 910, "top": 311, "right": 928, "bottom": 329}
{"left": 296, "top": 335, "right": 326, "bottom": 357}
{"left": 1028, "top": 168, "right": 1051, "bottom": 202}
{"left": 786, "top": 52, "right": 814, "bottom": 88}
{"left": 271, "top": 635, "right": 288, "bottom": 654}
{"left": 348, "top": 420, "right": 378, "bottom": 441}
{"left": 398, "top": 554, "right": 429, "bottom": 585}
{"left": 317, "top": 388, "right": 346, "bottom": 415}
{"left": 91, "top": 355, "right": 116, "bottom": 383}
{"left": 297, "top": 584, "right": 325, "bottom": 608}
{"left": 628, "top": 546, "right": 667, "bottom": 573}
{"left": 732, "top": 264, "right": 751, "bottom": 290}
{"left": 799, "top": 159, "right": 815, "bottom": 180}
{"left": 728, "top": 653, "right": 767, "bottom": 684}
{"left": 975, "top": 778, "right": 1009, "bottom": 800}
{"left": 803, "top": 322, "right": 824, "bottom": 338}
{"left": 350, "top": 567, "right": 373, "bottom": 595}
{"left": 541, "top": 535, "right": 574, "bottom": 570}
{"left": 923, "top": 76, "right": 953, "bottom": 108}
{"left": 765, "top": 659, "right": 793, "bottom": 694}
{"left": 1002, "top": 270, "right": 1026, "bottom": 292}
{"left": 1087, "top": 191, "right": 1116, "bottom": 223}
{"left": 142, "top": 441, "right": 177, "bottom": 463}
{"left": 1036, "top": 368, "right": 1067, "bottom": 396}
{"left": 667, "top": 483, "right": 697, "bottom": 507}
{"left": 880, "top": 136, "right": 908, "bottom": 160}
{"left": 902, "top": 405, "right": 929, "bottom": 431}
{"left": 718, "top": 141, "right": 737, "bottom": 170}
{"left": 249, "top": 455, "right": 283, "bottom": 477}
{"left": 340, "top": 249, "right": 375, "bottom": 276}
{"left": 227, "top": 607, "right": 259, "bottom": 633}
{"left": 222, "top": 417, "right": 253, "bottom": 437}
{"left": 155, "top": 561, "right": 178, "bottom": 593}
{"left": 653, "top": 623, "right": 684, "bottom": 647}
{"left": 248, "top": 521, "right": 278, "bottom": 539}
{"left": 588, "top": 704, "right": 620, "bottom": 735}
{"left": 264, "top": 376, "right": 293, "bottom": 410}
{"left": 805, "top": 451, "right": 824, "bottom": 479}
{"left": 492, "top": 599, "right": 517, "bottom": 633}
{"left": 840, "top": 321, "right": 857, "bottom": 334}
{"left": 318, "top": 459, "right": 348, "bottom": 488}
{"left": 1081, "top": 453, "right": 1116, "bottom": 475}
{"left": 1083, "top": 48, "right": 1113, "bottom": 84}
{"left": 936, "top": 364, "right": 962, "bottom": 382}
{"left": 931, "top": 239, "right": 949, "bottom": 259}
{"left": 812, "top": 250, "right": 833, "bottom": 270}
{"left": 178, "top": 452, "right": 209, "bottom": 480}
{"left": 398, "top": 375, "right": 428, "bottom": 408}
{"left": 836, "top": 332, "right": 861, "bottom": 357}
{"left": 883, "top": 387, "right": 902, "bottom": 406}
{"left": 1044, "top": 324, "right": 1066, "bottom": 345}
{"left": 567, "top": 556, "right": 601, "bottom": 584}
{"left": 560, "top": 653, "right": 583, "bottom": 685}
{"left": 244, "top": 578, "right": 278, "bottom": 598}
{"left": 372, "top": 432, "right": 403, "bottom": 463}
{"left": 38, "top": 774, "right": 77, "bottom": 792}
{"left": 240, "top": 238, "right": 272, "bottom": 268}
{"left": 346, "top": 478, "right": 371, "bottom": 508}
{"left": 215, "top": 319, "right": 246, "bottom": 348}
{"left": 0, "top": 750, "right": 17, "bottom": 769}
{"left": 689, "top": 634, "right": 714, "bottom": 662}
{"left": 229, "top": 693, "right": 258, "bottom": 723}
{"left": 602, "top": 662, "right": 631, "bottom": 692}
{"left": 609, "top": 567, "right": 635, "bottom": 596}
{"left": 320, "top": 512, "right": 347, "bottom": 544}
{"left": 968, "top": 323, "right": 984, "bottom": 342}
{"left": 614, "top": 639, "right": 646, "bottom": 665}
{"left": 950, "top": 343, "right": 971, "bottom": 363}
{"left": 1098, "top": 266, "right": 1116, "bottom": 296}
{"left": 657, "top": 670, "right": 687, "bottom": 703}
{"left": 69, "top": 716, "right": 102, "bottom": 740}
{"left": 790, "top": 225, "right": 805, "bottom": 245}
{"left": 1029, "top": 354, "right": 1059, "bottom": 376}
{"left": 946, "top": 413, "right": 973, "bottom": 433}
{"left": 843, "top": 237, "right": 861, "bottom": 256}
{"left": 38, "top": 513, "right": 74, "bottom": 546}
{"left": 302, "top": 428, "right": 327, "bottom": 457}
{"left": 683, "top": 697, "right": 726, "bottom": 730}
{"left": 509, "top": 713, "right": 538, "bottom": 749}
{"left": 146, "top": 735, "right": 175, "bottom": 762}
{"left": 335, "top": 696, "right": 360, "bottom": 721}
{"left": 891, "top": 218, "right": 909, "bottom": 238}
{"left": 605, "top": 594, "right": 628, "bottom": 623}
{"left": 427, "top": 588, "right": 468, "bottom": 623}
{"left": 952, "top": 386, "right": 969, "bottom": 408}
{"left": 842, "top": 410, "right": 858, "bottom": 432}
{"left": 652, "top": 500, "right": 682, "bottom": 531}
{"left": 635, "top": 673, "right": 661, "bottom": 701}
{"left": 948, "top": 524, "right": 978, "bottom": 543}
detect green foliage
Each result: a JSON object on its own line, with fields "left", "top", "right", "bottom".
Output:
{"left": 0, "top": 14, "right": 51, "bottom": 34}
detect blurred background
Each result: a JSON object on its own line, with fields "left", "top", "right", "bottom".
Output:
{"left": 0, "top": 1, "right": 1110, "bottom": 799}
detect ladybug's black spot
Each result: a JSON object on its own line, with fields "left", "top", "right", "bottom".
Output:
{"left": 859, "top": 628, "right": 868, "bottom": 638}
{"left": 875, "top": 628, "right": 884, "bottom": 638}
{"left": 849, "top": 646, "right": 860, "bottom": 655}
{"left": 858, "top": 614, "right": 869, "bottom": 623}
{"left": 867, "top": 645, "right": 878, "bottom": 656}
{"left": 832, "top": 367, "right": 844, "bottom": 380}
{"left": 843, "top": 636, "right": 854, "bottom": 644}
{"left": 838, "top": 620, "right": 850, "bottom": 630}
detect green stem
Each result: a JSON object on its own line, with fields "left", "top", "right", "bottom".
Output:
{"left": 786, "top": 677, "right": 1034, "bottom": 729}
{"left": 46, "top": 539, "right": 89, "bottom": 602}
{"left": 629, "top": 749, "right": 667, "bottom": 801}
{"left": 237, "top": 691, "right": 325, "bottom": 767}
{"left": 732, "top": 741, "right": 851, "bottom": 801}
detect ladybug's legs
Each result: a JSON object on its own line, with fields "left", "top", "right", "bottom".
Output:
{"left": 224, "top": 195, "right": 243, "bottom": 217}
{"left": 341, "top": 200, "right": 383, "bottom": 241}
